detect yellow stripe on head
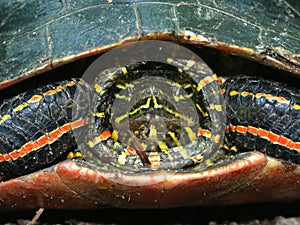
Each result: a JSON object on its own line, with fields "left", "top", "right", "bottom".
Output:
{"left": 95, "top": 83, "right": 104, "bottom": 94}
{"left": 184, "top": 127, "right": 197, "bottom": 142}
{"left": 122, "top": 67, "right": 128, "bottom": 75}
{"left": 196, "top": 74, "right": 217, "bottom": 92}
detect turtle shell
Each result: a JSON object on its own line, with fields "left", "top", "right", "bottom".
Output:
{"left": 0, "top": 0, "right": 300, "bottom": 209}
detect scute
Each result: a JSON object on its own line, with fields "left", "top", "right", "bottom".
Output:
{"left": 0, "top": 0, "right": 299, "bottom": 89}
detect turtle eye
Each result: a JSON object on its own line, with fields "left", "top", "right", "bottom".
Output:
{"left": 150, "top": 85, "right": 159, "bottom": 96}
{"left": 144, "top": 89, "right": 151, "bottom": 96}
{"left": 152, "top": 90, "right": 160, "bottom": 96}
{"left": 144, "top": 86, "right": 159, "bottom": 96}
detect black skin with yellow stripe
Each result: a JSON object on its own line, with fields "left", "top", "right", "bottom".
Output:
{"left": 0, "top": 60, "right": 225, "bottom": 180}
{"left": 223, "top": 76, "right": 300, "bottom": 163}
{"left": 0, "top": 61, "right": 299, "bottom": 181}
{"left": 0, "top": 79, "right": 91, "bottom": 180}
{"left": 86, "top": 61, "right": 224, "bottom": 171}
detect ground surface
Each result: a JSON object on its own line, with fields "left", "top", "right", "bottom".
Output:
{"left": 1, "top": 202, "right": 300, "bottom": 225}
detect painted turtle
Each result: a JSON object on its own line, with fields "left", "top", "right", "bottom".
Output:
{"left": 0, "top": 0, "right": 300, "bottom": 209}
